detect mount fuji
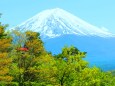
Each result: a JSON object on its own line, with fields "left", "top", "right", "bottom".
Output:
{"left": 11, "top": 8, "right": 114, "bottom": 39}
{"left": 11, "top": 8, "right": 115, "bottom": 71}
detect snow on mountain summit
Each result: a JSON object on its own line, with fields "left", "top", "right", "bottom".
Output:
{"left": 11, "top": 8, "right": 115, "bottom": 38}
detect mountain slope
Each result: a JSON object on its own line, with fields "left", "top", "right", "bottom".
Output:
{"left": 11, "top": 8, "right": 114, "bottom": 39}
{"left": 44, "top": 35, "right": 115, "bottom": 71}
{"left": 10, "top": 8, "right": 115, "bottom": 71}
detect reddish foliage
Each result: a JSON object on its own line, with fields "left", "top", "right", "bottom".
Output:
{"left": 17, "top": 47, "right": 29, "bottom": 51}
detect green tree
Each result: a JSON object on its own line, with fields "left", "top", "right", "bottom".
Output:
{"left": 53, "top": 46, "right": 88, "bottom": 86}
{"left": 10, "top": 31, "right": 49, "bottom": 85}
{"left": 53, "top": 46, "right": 115, "bottom": 86}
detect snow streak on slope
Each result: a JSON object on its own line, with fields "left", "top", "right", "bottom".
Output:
{"left": 11, "top": 8, "right": 115, "bottom": 38}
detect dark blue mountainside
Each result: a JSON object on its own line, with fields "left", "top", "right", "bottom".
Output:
{"left": 43, "top": 35, "right": 115, "bottom": 71}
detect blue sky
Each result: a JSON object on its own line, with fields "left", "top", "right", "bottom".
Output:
{"left": 0, "top": 0, "right": 115, "bottom": 33}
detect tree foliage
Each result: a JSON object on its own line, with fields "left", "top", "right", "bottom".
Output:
{"left": 0, "top": 22, "right": 13, "bottom": 84}
{"left": 0, "top": 23, "right": 115, "bottom": 85}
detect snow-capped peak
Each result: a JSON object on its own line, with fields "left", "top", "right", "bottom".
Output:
{"left": 11, "top": 8, "right": 115, "bottom": 38}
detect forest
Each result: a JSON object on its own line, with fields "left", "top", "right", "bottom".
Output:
{"left": 0, "top": 18, "right": 115, "bottom": 86}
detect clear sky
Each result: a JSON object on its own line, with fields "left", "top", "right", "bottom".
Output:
{"left": 0, "top": 0, "right": 115, "bottom": 33}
